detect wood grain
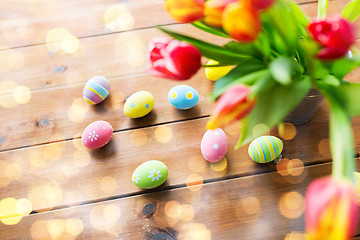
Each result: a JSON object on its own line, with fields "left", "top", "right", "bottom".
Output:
{"left": 1, "top": 102, "right": 360, "bottom": 211}
{"left": 0, "top": 160, "right": 359, "bottom": 240}
{"left": 0, "top": 1, "right": 358, "bottom": 93}
{"left": 0, "top": 0, "right": 325, "bottom": 50}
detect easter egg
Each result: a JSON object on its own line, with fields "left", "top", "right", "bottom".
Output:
{"left": 248, "top": 136, "right": 283, "bottom": 163}
{"left": 83, "top": 76, "right": 110, "bottom": 105}
{"left": 201, "top": 128, "right": 228, "bottom": 162}
{"left": 205, "top": 59, "right": 232, "bottom": 81}
{"left": 132, "top": 160, "right": 168, "bottom": 189}
{"left": 124, "top": 91, "right": 155, "bottom": 118}
{"left": 168, "top": 85, "right": 199, "bottom": 110}
{"left": 81, "top": 120, "right": 113, "bottom": 149}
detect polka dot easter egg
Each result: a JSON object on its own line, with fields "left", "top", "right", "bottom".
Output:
{"left": 81, "top": 121, "right": 113, "bottom": 149}
{"left": 83, "top": 76, "right": 110, "bottom": 105}
{"left": 132, "top": 160, "right": 168, "bottom": 189}
{"left": 201, "top": 128, "right": 228, "bottom": 162}
{"left": 168, "top": 85, "right": 199, "bottom": 110}
{"left": 124, "top": 91, "right": 155, "bottom": 118}
{"left": 248, "top": 136, "right": 283, "bottom": 163}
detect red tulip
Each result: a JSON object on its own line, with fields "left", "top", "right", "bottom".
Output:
{"left": 306, "top": 177, "right": 358, "bottom": 240}
{"left": 245, "top": 0, "right": 276, "bottom": 11}
{"left": 148, "top": 38, "right": 202, "bottom": 81}
{"left": 204, "top": 0, "right": 237, "bottom": 27}
{"left": 165, "top": 0, "right": 205, "bottom": 23}
{"left": 207, "top": 85, "right": 255, "bottom": 129}
{"left": 222, "top": 2, "right": 261, "bottom": 42}
{"left": 308, "top": 17, "right": 356, "bottom": 60}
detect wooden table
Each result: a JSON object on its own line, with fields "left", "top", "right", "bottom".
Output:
{"left": 0, "top": 0, "right": 359, "bottom": 239}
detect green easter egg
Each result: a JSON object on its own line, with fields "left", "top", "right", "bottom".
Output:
{"left": 248, "top": 136, "right": 283, "bottom": 163}
{"left": 132, "top": 160, "right": 168, "bottom": 189}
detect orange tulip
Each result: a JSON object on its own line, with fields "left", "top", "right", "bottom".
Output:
{"left": 165, "top": 0, "right": 205, "bottom": 23}
{"left": 204, "top": 0, "right": 237, "bottom": 27}
{"left": 306, "top": 177, "right": 358, "bottom": 240}
{"left": 207, "top": 85, "right": 255, "bottom": 130}
{"left": 222, "top": 2, "right": 261, "bottom": 42}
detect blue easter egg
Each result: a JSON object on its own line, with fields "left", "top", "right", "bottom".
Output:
{"left": 168, "top": 85, "right": 199, "bottom": 110}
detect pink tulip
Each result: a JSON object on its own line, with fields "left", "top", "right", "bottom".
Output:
{"left": 148, "top": 38, "right": 202, "bottom": 80}
{"left": 165, "top": 0, "right": 205, "bottom": 23}
{"left": 306, "top": 177, "right": 358, "bottom": 240}
{"left": 245, "top": 0, "right": 276, "bottom": 11}
{"left": 207, "top": 85, "right": 255, "bottom": 129}
{"left": 308, "top": 17, "right": 356, "bottom": 60}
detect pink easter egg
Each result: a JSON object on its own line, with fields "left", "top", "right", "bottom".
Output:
{"left": 201, "top": 128, "right": 228, "bottom": 162}
{"left": 81, "top": 121, "right": 113, "bottom": 149}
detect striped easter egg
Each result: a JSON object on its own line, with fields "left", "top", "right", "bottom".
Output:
{"left": 248, "top": 136, "right": 283, "bottom": 163}
{"left": 83, "top": 76, "right": 110, "bottom": 105}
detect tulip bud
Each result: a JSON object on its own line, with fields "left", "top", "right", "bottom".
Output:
{"left": 306, "top": 177, "right": 358, "bottom": 240}
{"left": 308, "top": 17, "right": 356, "bottom": 60}
{"left": 245, "top": 0, "right": 276, "bottom": 11}
{"left": 222, "top": 2, "right": 261, "bottom": 42}
{"left": 207, "top": 85, "right": 255, "bottom": 129}
{"left": 165, "top": 0, "right": 205, "bottom": 23}
{"left": 205, "top": 59, "right": 232, "bottom": 81}
{"left": 204, "top": 0, "right": 237, "bottom": 27}
{"left": 148, "top": 38, "right": 202, "bottom": 81}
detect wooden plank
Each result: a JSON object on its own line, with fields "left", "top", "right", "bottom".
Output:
{"left": 0, "top": 160, "right": 359, "bottom": 240}
{"left": 0, "top": 0, "right": 322, "bottom": 50}
{"left": 0, "top": 71, "right": 214, "bottom": 150}
{"left": 1, "top": 46, "right": 359, "bottom": 150}
{"left": 0, "top": 1, "right": 358, "bottom": 92}
{"left": 1, "top": 103, "right": 360, "bottom": 211}
{"left": 0, "top": 0, "right": 174, "bottom": 50}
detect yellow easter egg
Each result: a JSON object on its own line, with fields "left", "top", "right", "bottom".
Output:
{"left": 124, "top": 91, "right": 155, "bottom": 118}
{"left": 205, "top": 59, "right": 232, "bottom": 81}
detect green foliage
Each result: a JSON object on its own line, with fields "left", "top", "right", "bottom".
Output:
{"left": 236, "top": 75, "right": 311, "bottom": 147}
{"left": 342, "top": 0, "right": 360, "bottom": 22}
{"left": 157, "top": 27, "right": 252, "bottom": 65}
{"left": 192, "top": 21, "right": 230, "bottom": 39}
{"left": 337, "top": 81, "right": 360, "bottom": 117}
{"left": 269, "top": 57, "right": 304, "bottom": 85}
{"left": 318, "top": 0, "right": 329, "bottom": 19}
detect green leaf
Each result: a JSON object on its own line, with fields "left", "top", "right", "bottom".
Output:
{"left": 318, "top": 82, "right": 355, "bottom": 180}
{"left": 212, "top": 59, "right": 266, "bottom": 99}
{"left": 318, "top": 0, "right": 329, "bottom": 19}
{"left": 328, "top": 53, "right": 360, "bottom": 79}
{"left": 342, "top": 0, "right": 360, "bottom": 22}
{"left": 224, "top": 41, "right": 262, "bottom": 59}
{"left": 236, "top": 76, "right": 311, "bottom": 147}
{"left": 270, "top": 57, "right": 292, "bottom": 85}
{"left": 157, "top": 26, "right": 251, "bottom": 65}
{"left": 322, "top": 75, "right": 341, "bottom": 87}
{"left": 191, "top": 21, "right": 230, "bottom": 39}
{"left": 338, "top": 81, "right": 360, "bottom": 117}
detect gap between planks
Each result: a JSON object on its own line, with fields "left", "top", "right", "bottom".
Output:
{"left": 0, "top": 115, "right": 210, "bottom": 153}
{"left": 10, "top": 159, "right": 345, "bottom": 219}
{"left": 0, "top": 0, "right": 320, "bottom": 53}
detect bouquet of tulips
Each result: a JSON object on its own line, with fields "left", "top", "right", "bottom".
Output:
{"left": 147, "top": 0, "right": 360, "bottom": 238}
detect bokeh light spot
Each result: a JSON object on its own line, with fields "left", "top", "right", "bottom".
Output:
{"left": 104, "top": 5, "right": 135, "bottom": 32}
{"left": 284, "top": 231, "right": 306, "bottom": 240}
{"left": 210, "top": 157, "right": 227, "bottom": 172}
{"left": 164, "top": 201, "right": 182, "bottom": 219}
{"left": 154, "top": 126, "right": 173, "bottom": 143}
{"left": 0, "top": 197, "right": 22, "bottom": 225}
{"left": 276, "top": 158, "right": 290, "bottom": 176}
{"left": 186, "top": 174, "right": 204, "bottom": 191}
{"left": 278, "top": 123, "right": 297, "bottom": 140}
{"left": 318, "top": 138, "right": 331, "bottom": 158}
{"left": 100, "top": 176, "right": 117, "bottom": 194}
{"left": 180, "top": 204, "right": 195, "bottom": 222}
{"left": 68, "top": 98, "right": 89, "bottom": 123}
{"left": 252, "top": 123, "right": 270, "bottom": 138}
{"left": 66, "top": 218, "right": 84, "bottom": 237}
{"left": 130, "top": 129, "right": 148, "bottom": 147}
{"left": 279, "top": 191, "right": 304, "bottom": 219}
{"left": 13, "top": 85, "right": 31, "bottom": 104}
{"left": 287, "top": 159, "right": 304, "bottom": 176}
{"left": 103, "top": 204, "right": 121, "bottom": 222}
